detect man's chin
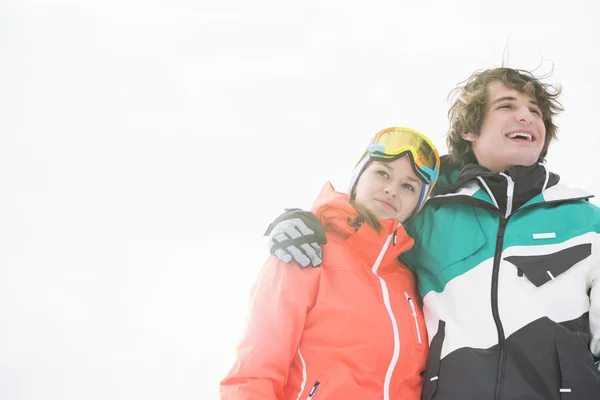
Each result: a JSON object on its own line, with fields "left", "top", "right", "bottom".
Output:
{"left": 515, "top": 160, "right": 540, "bottom": 168}
{"left": 507, "top": 153, "right": 542, "bottom": 169}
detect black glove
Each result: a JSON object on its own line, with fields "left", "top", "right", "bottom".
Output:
{"left": 264, "top": 208, "right": 327, "bottom": 267}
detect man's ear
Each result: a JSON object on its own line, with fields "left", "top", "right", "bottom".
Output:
{"left": 461, "top": 132, "right": 477, "bottom": 142}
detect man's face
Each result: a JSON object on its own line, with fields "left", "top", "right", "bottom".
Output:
{"left": 462, "top": 81, "right": 546, "bottom": 172}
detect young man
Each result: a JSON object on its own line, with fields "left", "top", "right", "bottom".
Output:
{"left": 265, "top": 68, "right": 600, "bottom": 399}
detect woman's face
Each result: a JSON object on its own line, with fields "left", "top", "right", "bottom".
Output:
{"left": 354, "top": 155, "right": 422, "bottom": 222}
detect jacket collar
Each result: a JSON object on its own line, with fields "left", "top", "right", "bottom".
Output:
{"left": 428, "top": 156, "right": 592, "bottom": 212}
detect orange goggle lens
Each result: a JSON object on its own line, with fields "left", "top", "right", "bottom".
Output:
{"left": 367, "top": 127, "right": 440, "bottom": 184}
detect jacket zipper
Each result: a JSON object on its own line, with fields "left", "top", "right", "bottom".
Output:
{"left": 306, "top": 381, "right": 320, "bottom": 400}
{"left": 492, "top": 217, "right": 508, "bottom": 400}
{"left": 404, "top": 292, "right": 422, "bottom": 344}
{"left": 492, "top": 174, "right": 513, "bottom": 400}
{"left": 371, "top": 232, "right": 400, "bottom": 400}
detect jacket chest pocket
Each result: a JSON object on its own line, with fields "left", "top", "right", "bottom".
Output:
{"left": 403, "top": 291, "right": 427, "bottom": 351}
{"left": 504, "top": 243, "right": 591, "bottom": 287}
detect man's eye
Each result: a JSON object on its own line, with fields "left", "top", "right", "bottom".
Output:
{"left": 402, "top": 183, "right": 415, "bottom": 192}
{"left": 377, "top": 170, "right": 389, "bottom": 179}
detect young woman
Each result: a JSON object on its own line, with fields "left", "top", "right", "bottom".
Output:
{"left": 220, "top": 127, "right": 441, "bottom": 400}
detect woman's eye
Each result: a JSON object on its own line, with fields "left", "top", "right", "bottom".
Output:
{"left": 530, "top": 108, "right": 541, "bottom": 115}
{"left": 402, "top": 183, "right": 415, "bottom": 192}
{"left": 377, "top": 170, "right": 389, "bottom": 179}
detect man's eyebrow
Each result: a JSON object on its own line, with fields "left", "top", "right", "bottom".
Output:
{"left": 491, "top": 96, "right": 540, "bottom": 107}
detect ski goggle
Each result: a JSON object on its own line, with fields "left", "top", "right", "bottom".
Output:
{"left": 366, "top": 127, "right": 440, "bottom": 184}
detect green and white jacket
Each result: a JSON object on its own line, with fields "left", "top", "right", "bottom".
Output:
{"left": 403, "top": 156, "right": 600, "bottom": 400}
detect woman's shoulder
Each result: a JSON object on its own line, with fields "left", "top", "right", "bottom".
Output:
{"left": 319, "top": 234, "right": 369, "bottom": 273}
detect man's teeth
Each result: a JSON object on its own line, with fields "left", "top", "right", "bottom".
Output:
{"left": 507, "top": 132, "right": 533, "bottom": 141}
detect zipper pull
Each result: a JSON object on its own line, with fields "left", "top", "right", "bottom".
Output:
{"left": 405, "top": 291, "right": 423, "bottom": 344}
{"left": 393, "top": 230, "right": 397, "bottom": 246}
{"left": 307, "top": 381, "right": 320, "bottom": 399}
{"left": 405, "top": 293, "right": 416, "bottom": 315}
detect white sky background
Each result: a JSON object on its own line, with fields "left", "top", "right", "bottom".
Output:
{"left": 1, "top": 1, "right": 599, "bottom": 399}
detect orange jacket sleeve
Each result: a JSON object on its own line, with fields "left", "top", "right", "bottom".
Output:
{"left": 220, "top": 256, "right": 321, "bottom": 400}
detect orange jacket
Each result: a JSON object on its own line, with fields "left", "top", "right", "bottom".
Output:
{"left": 221, "top": 183, "right": 427, "bottom": 400}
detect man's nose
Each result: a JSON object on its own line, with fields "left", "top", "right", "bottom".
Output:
{"left": 516, "top": 107, "right": 534, "bottom": 125}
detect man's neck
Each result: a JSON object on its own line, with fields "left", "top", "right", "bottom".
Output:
{"left": 478, "top": 162, "right": 534, "bottom": 174}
